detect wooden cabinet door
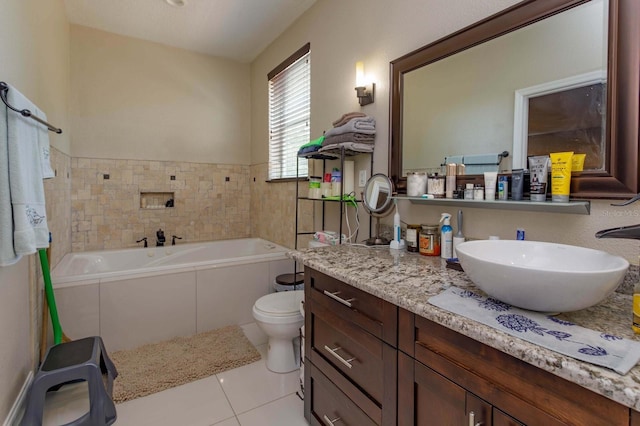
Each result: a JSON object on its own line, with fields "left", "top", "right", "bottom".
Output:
{"left": 399, "top": 351, "right": 467, "bottom": 425}
{"left": 467, "top": 393, "right": 492, "bottom": 426}
{"left": 493, "top": 408, "right": 525, "bottom": 426}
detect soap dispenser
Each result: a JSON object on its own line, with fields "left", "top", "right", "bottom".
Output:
{"left": 440, "top": 213, "right": 453, "bottom": 259}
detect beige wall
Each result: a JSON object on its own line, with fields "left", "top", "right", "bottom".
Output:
{"left": 70, "top": 25, "right": 251, "bottom": 164}
{"left": 0, "top": 0, "right": 70, "bottom": 419}
{"left": 251, "top": 0, "right": 640, "bottom": 264}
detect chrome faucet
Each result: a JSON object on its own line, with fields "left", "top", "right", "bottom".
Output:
{"left": 596, "top": 224, "right": 640, "bottom": 240}
{"left": 156, "top": 229, "right": 166, "bottom": 246}
{"left": 595, "top": 193, "right": 640, "bottom": 240}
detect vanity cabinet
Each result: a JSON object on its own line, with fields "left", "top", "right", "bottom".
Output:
{"left": 398, "top": 309, "right": 630, "bottom": 426}
{"left": 303, "top": 268, "right": 397, "bottom": 425}
{"left": 303, "top": 266, "right": 640, "bottom": 425}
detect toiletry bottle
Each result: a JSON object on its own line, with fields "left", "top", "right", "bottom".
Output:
{"left": 440, "top": 213, "right": 453, "bottom": 259}
{"left": 634, "top": 255, "right": 640, "bottom": 334}
{"left": 452, "top": 210, "right": 465, "bottom": 257}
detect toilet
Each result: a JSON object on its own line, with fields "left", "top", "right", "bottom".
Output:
{"left": 252, "top": 290, "right": 305, "bottom": 373}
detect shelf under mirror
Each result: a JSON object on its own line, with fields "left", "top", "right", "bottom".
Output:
{"left": 394, "top": 195, "right": 590, "bottom": 215}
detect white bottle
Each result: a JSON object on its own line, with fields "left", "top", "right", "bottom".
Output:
{"left": 452, "top": 210, "right": 465, "bottom": 258}
{"left": 440, "top": 213, "right": 453, "bottom": 259}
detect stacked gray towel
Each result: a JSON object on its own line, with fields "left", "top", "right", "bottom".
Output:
{"left": 321, "top": 114, "right": 376, "bottom": 151}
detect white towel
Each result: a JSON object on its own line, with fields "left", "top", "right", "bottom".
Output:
{"left": 35, "top": 106, "right": 55, "bottom": 179}
{"left": 429, "top": 287, "right": 640, "bottom": 375}
{"left": 0, "top": 101, "right": 18, "bottom": 266}
{"left": 0, "top": 84, "right": 50, "bottom": 266}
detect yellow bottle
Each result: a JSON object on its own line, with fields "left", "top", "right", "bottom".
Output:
{"left": 634, "top": 280, "right": 640, "bottom": 334}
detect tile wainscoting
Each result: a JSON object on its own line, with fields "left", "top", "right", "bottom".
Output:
{"left": 70, "top": 158, "right": 251, "bottom": 252}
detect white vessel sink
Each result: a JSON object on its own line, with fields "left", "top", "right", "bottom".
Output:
{"left": 455, "top": 240, "right": 629, "bottom": 312}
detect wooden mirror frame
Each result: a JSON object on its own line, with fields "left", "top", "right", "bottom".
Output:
{"left": 389, "top": 0, "right": 639, "bottom": 198}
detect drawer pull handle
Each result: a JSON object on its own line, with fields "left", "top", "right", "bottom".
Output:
{"left": 324, "top": 345, "right": 356, "bottom": 369}
{"left": 323, "top": 290, "right": 354, "bottom": 307}
{"left": 468, "top": 411, "right": 482, "bottom": 426}
{"left": 323, "top": 415, "right": 341, "bottom": 425}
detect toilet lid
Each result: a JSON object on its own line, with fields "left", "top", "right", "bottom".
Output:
{"left": 255, "top": 290, "right": 304, "bottom": 316}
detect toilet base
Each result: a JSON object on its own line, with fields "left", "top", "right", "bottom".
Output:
{"left": 265, "top": 336, "right": 300, "bottom": 373}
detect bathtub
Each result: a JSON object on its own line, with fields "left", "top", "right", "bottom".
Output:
{"left": 51, "top": 238, "right": 297, "bottom": 351}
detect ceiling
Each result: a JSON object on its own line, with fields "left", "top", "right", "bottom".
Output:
{"left": 63, "top": 0, "right": 316, "bottom": 63}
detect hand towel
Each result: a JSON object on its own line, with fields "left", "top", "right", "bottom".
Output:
{"left": 35, "top": 106, "right": 55, "bottom": 179}
{"left": 318, "top": 142, "right": 374, "bottom": 155}
{"left": 4, "top": 84, "right": 50, "bottom": 260}
{"left": 332, "top": 112, "right": 366, "bottom": 128}
{"left": 322, "top": 132, "right": 375, "bottom": 147}
{"left": 429, "top": 287, "right": 640, "bottom": 375}
{"left": 324, "top": 116, "right": 376, "bottom": 138}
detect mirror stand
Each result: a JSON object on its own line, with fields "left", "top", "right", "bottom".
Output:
{"left": 365, "top": 215, "right": 391, "bottom": 246}
{"left": 362, "top": 173, "right": 395, "bottom": 245}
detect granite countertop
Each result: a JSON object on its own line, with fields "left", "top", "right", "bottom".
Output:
{"left": 289, "top": 245, "right": 640, "bottom": 411}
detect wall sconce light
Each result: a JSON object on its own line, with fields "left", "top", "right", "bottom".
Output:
{"left": 355, "top": 61, "right": 375, "bottom": 106}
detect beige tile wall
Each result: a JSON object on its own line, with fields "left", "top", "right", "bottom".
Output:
{"left": 43, "top": 147, "right": 72, "bottom": 267}
{"left": 250, "top": 163, "right": 313, "bottom": 249}
{"left": 71, "top": 158, "right": 251, "bottom": 251}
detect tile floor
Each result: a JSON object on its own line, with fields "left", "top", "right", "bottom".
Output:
{"left": 40, "top": 323, "right": 309, "bottom": 426}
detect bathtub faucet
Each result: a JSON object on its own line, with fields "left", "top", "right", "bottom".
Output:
{"left": 172, "top": 235, "right": 182, "bottom": 245}
{"left": 156, "top": 229, "right": 166, "bottom": 246}
{"left": 136, "top": 237, "right": 148, "bottom": 248}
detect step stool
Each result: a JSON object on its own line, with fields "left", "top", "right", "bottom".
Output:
{"left": 21, "top": 336, "right": 118, "bottom": 426}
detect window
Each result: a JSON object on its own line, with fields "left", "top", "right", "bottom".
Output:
{"left": 268, "top": 43, "right": 310, "bottom": 180}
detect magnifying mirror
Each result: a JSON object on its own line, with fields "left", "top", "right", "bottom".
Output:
{"left": 363, "top": 173, "right": 394, "bottom": 245}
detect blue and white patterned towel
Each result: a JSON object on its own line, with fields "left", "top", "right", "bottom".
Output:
{"left": 429, "top": 287, "right": 640, "bottom": 374}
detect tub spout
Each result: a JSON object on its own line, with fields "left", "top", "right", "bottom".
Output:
{"left": 172, "top": 235, "right": 182, "bottom": 245}
{"left": 595, "top": 224, "right": 640, "bottom": 240}
{"left": 136, "top": 237, "right": 148, "bottom": 248}
{"left": 156, "top": 229, "right": 166, "bottom": 246}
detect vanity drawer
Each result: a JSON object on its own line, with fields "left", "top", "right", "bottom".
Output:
{"left": 306, "top": 268, "right": 397, "bottom": 346}
{"left": 311, "top": 302, "right": 384, "bottom": 404}
{"left": 308, "top": 362, "right": 377, "bottom": 426}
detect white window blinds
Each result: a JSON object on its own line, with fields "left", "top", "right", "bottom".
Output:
{"left": 268, "top": 44, "right": 310, "bottom": 180}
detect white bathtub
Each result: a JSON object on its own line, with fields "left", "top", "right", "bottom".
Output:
{"left": 51, "top": 238, "right": 296, "bottom": 351}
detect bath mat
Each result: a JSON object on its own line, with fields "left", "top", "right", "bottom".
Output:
{"left": 429, "top": 287, "right": 640, "bottom": 374}
{"left": 111, "top": 325, "right": 261, "bottom": 403}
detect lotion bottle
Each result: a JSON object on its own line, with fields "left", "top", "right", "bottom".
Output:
{"left": 440, "top": 213, "right": 453, "bottom": 259}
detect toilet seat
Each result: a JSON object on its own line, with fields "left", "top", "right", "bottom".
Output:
{"left": 254, "top": 290, "right": 304, "bottom": 317}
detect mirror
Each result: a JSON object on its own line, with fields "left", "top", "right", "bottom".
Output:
{"left": 389, "top": 0, "right": 640, "bottom": 198}
{"left": 363, "top": 173, "right": 394, "bottom": 245}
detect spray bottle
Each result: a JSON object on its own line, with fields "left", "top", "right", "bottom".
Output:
{"left": 440, "top": 213, "right": 453, "bottom": 259}
{"left": 390, "top": 200, "right": 406, "bottom": 250}
{"left": 452, "top": 210, "right": 465, "bottom": 258}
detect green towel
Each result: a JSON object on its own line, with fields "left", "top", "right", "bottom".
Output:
{"left": 299, "top": 135, "right": 324, "bottom": 150}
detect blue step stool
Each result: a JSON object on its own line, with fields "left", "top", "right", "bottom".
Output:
{"left": 21, "top": 336, "right": 118, "bottom": 426}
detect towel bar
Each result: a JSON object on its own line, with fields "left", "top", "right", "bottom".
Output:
{"left": 0, "top": 81, "right": 63, "bottom": 134}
